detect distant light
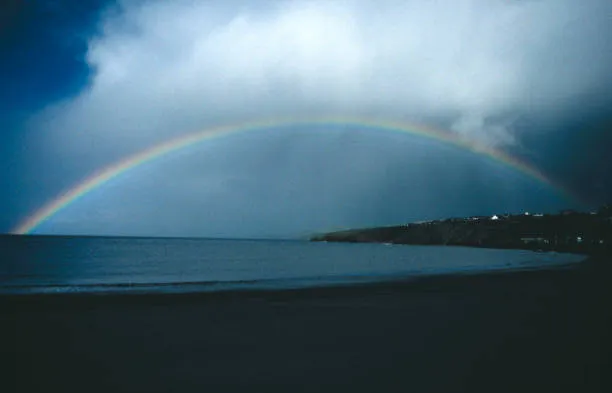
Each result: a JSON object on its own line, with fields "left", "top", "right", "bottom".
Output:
{"left": 491, "top": 215, "right": 499, "bottom": 220}
{"left": 525, "top": 212, "right": 530, "bottom": 215}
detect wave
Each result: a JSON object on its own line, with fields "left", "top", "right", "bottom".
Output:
{"left": 0, "top": 274, "right": 410, "bottom": 295}
{"left": 0, "top": 262, "right": 581, "bottom": 296}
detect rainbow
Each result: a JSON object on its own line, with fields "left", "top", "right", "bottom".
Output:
{"left": 12, "top": 117, "right": 573, "bottom": 235}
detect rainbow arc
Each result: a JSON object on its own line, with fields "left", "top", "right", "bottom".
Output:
{"left": 12, "top": 117, "right": 574, "bottom": 234}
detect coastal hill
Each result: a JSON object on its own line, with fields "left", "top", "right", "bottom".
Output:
{"left": 311, "top": 205, "right": 612, "bottom": 255}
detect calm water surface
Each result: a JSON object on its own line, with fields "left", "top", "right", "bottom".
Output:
{"left": 0, "top": 235, "right": 585, "bottom": 294}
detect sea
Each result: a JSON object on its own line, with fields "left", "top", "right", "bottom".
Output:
{"left": 0, "top": 235, "right": 586, "bottom": 295}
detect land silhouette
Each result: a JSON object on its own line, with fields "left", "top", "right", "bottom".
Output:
{"left": 312, "top": 205, "right": 612, "bottom": 255}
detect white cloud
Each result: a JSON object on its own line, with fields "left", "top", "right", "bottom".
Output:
{"left": 35, "top": 0, "right": 612, "bottom": 152}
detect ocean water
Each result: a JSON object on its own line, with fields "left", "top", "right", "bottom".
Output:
{"left": 0, "top": 235, "right": 585, "bottom": 295}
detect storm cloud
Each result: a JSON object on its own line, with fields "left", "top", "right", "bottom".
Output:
{"left": 17, "top": 0, "right": 612, "bottom": 236}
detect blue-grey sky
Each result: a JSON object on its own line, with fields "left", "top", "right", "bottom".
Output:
{"left": 2, "top": 0, "right": 611, "bottom": 238}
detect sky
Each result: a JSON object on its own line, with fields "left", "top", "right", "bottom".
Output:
{"left": 1, "top": 0, "right": 611, "bottom": 238}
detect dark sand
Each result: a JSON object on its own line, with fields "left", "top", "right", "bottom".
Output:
{"left": 3, "top": 259, "right": 611, "bottom": 393}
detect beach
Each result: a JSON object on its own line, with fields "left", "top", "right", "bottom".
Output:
{"left": 3, "top": 258, "right": 611, "bottom": 393}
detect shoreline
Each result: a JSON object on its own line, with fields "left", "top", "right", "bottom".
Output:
{"left": 311, "top": 205, "right": 612, "bottom": 256}
{"left": 0, "top": 246, "right": 588, "bottom": 298}
{"left": 0, "top": 256, "right": 588, "bottom": 302}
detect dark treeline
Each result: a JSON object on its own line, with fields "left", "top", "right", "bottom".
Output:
{"left": 312, "top": 205, "right": 612, "bottom": 255}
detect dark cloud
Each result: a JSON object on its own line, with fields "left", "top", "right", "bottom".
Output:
{"left": 9, "top": 0, "right": 612, "bottom": 236}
